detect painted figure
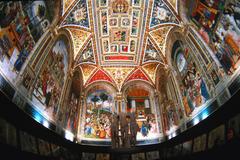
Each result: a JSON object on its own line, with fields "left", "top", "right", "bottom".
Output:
{"left": 84, "top": 90, "right": 113, "bottom": 139}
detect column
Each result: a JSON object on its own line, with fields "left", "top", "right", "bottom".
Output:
{"left": 56, "top": 70, "right": 73, "bottom": 121}
{"left": 169, "top": 70, "right": 188, "bottom": 129}
{"left": 79, "top": 94, "right": 87, "bottom": 142}
{"left": 131, "top": 99, "right": 136, "bottom": 113}
{"left": 121, "top": 99, "right": 127, "bottom": 113}
{"left": 113, "top": 99, "right": 118, "bottom": 114}
{"left": 154, "top": 91, "right": 164, "bottom": 135}
{"left": 116, "top": 92, "right": 125, "bottom": 113}
{"left": 77, "top": 95, "right": 84, "bottom": 142}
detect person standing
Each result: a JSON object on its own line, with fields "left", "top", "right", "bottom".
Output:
{"left": 129, "top": 112, "right": 138, "bottom": 146}
{"left": 123, "top": 115, "right": 132, "bottom": 148}
{"left": 111, "top": 114, "right": 120, "bottom": 148}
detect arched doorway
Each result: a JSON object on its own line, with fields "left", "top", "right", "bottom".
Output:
{"left": 31, "top": 34, "right": 71, "bottom": 121}
{"left": 80, "top": 82, "right": 117, "bottom": 142}
{"left": 171, "top": 40, "right": 210, "bottom": 117}
{"left": 122, "top": 81, "right": 161, "bottom": 141}
{"left": 63, "top": 70, "right": 82, "bottom": 133}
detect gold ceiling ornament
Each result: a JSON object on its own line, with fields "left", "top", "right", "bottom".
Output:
{"left": 103, "top": 67, "right": 134, "bottom": 91}
{"left": 80, "top": 64, "right": 97, "bottom": 85}
{"left": 163, "top": 99, "right": 175, "bottom": 107}
{"left": 142, "top": 63, "right": 159, "bottom": 84}
{"left": 166, "top": 0, "right": 178, "bottom": 12}
{"left": 93, "top": 0, "right": 145, "bottom": 65}
{"left": 67, "top": 28, "right": 91, "bottom": 59}
{"left": 63, "top": 0, "right": 75, "bottom": 15}
{"left": 150, "top": 26, "right": 173, "bottom": 56}
{"left": 179, "top": 22, "right": 192, "bottom": 36}
{"left": 112, "top": 0, "right": 129, "bottom": 14}
{"left": 69, "top": 68, "right": 75, "bottom": 78}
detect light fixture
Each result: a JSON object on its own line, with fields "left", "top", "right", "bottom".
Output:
{"left": 65, "top": 130, "right": 74, "bottom": 142}
{"left": 33, "top": 111, "right": 42, "bottom": 123}
{"left": 172, "top": 132, "right": 176, "bottom": 138}
{"left": 43, "top": 120, "right": 49, "bottom": 128}
{"left": 193, "top": 117, "right": 200, "bottom": 125}
{"left": 201, "top": 110, "right": 209, "bottom": 120}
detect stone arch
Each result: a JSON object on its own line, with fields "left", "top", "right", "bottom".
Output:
{"left": 177, "top": 0, "right": 190, "bottom": 24}
{"left": 166, "top": 31, "right": 211, "bottom": 119}
{"left": 121, "top": 80, "right": 162, "bottom": 140}
{"left": 60, "top": 67, "right": 83, "bottom": 133}
{"left": 27, "top": 28, "right": 75, "bottom": 123}
{"left": 122, "top": 80, "right": 155, "bottom": 98}
{"left": 157, "top": 25, "right": 213, "bottom": 133}
{"left": 71, "top": 66, "right": 84, "bottom": 95}
{"left": 121, "top": 80, "right": 155, "bottom": 115}
{"left": 55, "top": 28, "right": 75, "bottom": 72}
{"left": 84, "top": 81, "right": 118, "bottom": 98}
{"left": 78, "top": 81, "right": 118, "bottom": 142}
{"left": 155, "top": 64, "right": 169, "bottom": 95}
{"left": 165, "top": 26, "right": 187, "bottom": 68}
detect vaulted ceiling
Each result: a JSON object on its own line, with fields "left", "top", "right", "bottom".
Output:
{"left": 58, "top": 0, "right": 181, "bottom": 91}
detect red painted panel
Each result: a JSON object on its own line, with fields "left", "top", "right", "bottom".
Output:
{"left": 126, "top": 69, "right": 149, "bottom": 82}
{"left": 105, "top": 55, "right": 133, "bottom": 60}
{"left": 87, "top": 69, "right": 113, "bottom": 84}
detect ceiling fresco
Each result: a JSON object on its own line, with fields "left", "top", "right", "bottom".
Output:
{"left": 85, "top": 69, "right": 114, "bottom": 86}
{"left": 166, "top": 0, "right": 178, "bottom": 13}
{"left": 142, "top": 63, "right": 159, "bottom": 83}
{"left": 62, "top": 0, "right": 75, "bottom": 16}
{"left": 79, "top": 64, "right": 97, "bottom": 84}
{"left": 150, "top": 26, "right": 173, "bottom": 56}
{"left": 75, "top": 39, "right": 96, "bottom": 64}
{"left": 60, "top": 0, "right": 181, "bottom": 89}
{"left": 125, "top": 68, "right": 150, "bottom": 84}
{"left": 67, "top": 28, "right": 91, "bottom": 58}
{"left": 61, "top": 0, "right": 90, "bottom": 28}
{"left": 150, "top": 0, "right": 179, "bottom": 28}
{"left": 92, "top": 0, "right": 149, "bottom": 65}
{"left": 143, "top": 38, "right": 163, "bottom": 64}
{"left": 103, "top": 67, "right": 134, "bottom": 90}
